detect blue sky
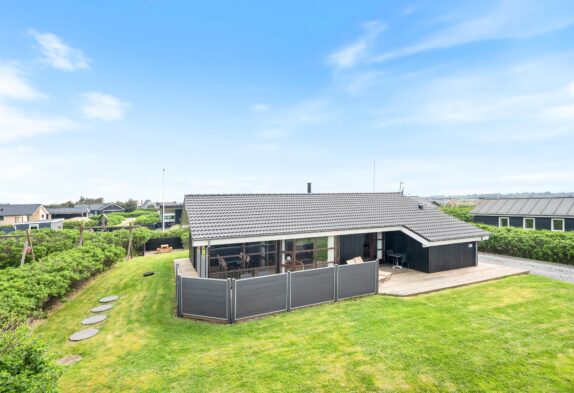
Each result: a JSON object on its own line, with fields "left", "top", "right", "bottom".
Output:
{"left": 1, "top": 0, "right": 574, "bottom": 203}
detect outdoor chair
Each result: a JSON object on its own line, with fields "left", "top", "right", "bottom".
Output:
{"left": 346, "top": 259, "right": 356, "bottom": 265}
{"left": 386, "top": 249, "right": 395, "bottom": 264}
{"left": 218, "top": 255, "right": 228, "bottom": 271}
{"left": 353, "top": 256, "right": 364, "bottom": 264}
{"left": 243, "top": 255, "right": 251, "bottom": 270}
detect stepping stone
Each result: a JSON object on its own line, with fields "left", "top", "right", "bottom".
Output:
{"left": 81, "top": 314, "right": 107, "bottom": 325}
{"left": 69, "top": 328, "right": 99, "bottom": 342}
{"left": 99, "top": 295, "right": 119, "bottom": 303}
{"left": 91, "top": 304, "right": 113, "bottom": 313}
{"left": 57, "top": 354, "right": 82, "bottom": 365}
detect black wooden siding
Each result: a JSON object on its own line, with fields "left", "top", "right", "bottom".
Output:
{"left": 339, "top": 234, "right": 366, "bottom": 263}
{"left": 474, "top": 215, "right": 574, "bottom": 231}
{"left": 384, "top": 231, "right": 476, "bottom": 273}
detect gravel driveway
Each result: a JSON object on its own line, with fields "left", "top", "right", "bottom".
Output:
{"left": 479, "top": 253, "right": 574, "bottom": 284}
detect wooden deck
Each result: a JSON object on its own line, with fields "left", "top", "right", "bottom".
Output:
{"left": 379, "top": 262, "right": 528, "bottom": 296}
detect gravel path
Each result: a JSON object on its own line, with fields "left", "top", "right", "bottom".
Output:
{"left": 479, "top": 253, "right": 574, "bottom": 284}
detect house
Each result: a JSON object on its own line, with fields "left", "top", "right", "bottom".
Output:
{"left": 183, "top": 193, "right": 490, "bottom": 279}
{"left": 158, "top": 201, "right": 183, "bottom": 226}
{"left": 47, "top": 206, "right": 91, "bottom": 219}
{"left": 139, "top": 199, "right": 157, "bottom": 209}
{"left": 73, "top": 203, "right": 125, "bottom": 216}
{"left": 471, "top": 197, "right": 574, "bottom": 231}
{"left": 0, "top": 204, "right": 51, "bottom": 225}
{"left": 12, "top": 218, "right": 64, "bottom": 231}
{"left": 409, "top": 196, "right": 441, "bottom": 209}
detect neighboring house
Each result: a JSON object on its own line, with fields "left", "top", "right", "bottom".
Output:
{"left": 471, "top": 197, "right": 574, "bottom": 231}
{"left": 13, "top": 218, "right": 64, "bottom": 231}
{"left": 74, "top": 203, "right": 125, "bottom": 215}
{"left": 158, "top": 201, "right": 183, "bottom": 225}
{"left": 0, "top": 204, "right": 51, "bottom": 225}
{"left": 409, "top": 196, "right": 441, "bottom": 209}
{"left": 184, "top": 193, "right": 489, "bottom": 279}
{"left": 139, "top": 199, "right": 157, "bottom": 209}
{"left": 47, "top": 206, "right": 90, "bottom": 219}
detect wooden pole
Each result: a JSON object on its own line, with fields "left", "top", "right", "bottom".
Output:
{"left": 79, "top": 223, "right": 84, "bottom": 246}
{"left": 26, "top": 229, "right": 35, "bottom": 263}
{"left": 20, "top": 238, "right": 28, "bottom": 267}
{"left": 126, "top": 223, "right": 134, "bottom": 260}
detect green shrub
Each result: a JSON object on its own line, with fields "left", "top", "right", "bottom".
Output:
{"left": 134, "top": 213, "right": 160, "bottom": 226}
{"left": 0, "top": 242, "right": 124, "bottom": 328}
{"left": 122, "top": 209, "right": 157, "bottom": 218}
{"left": 440, "top": 205, "right": 474, "bottom": 222}
{"left": 0, "top": 327, "right": 60, "bottom": 393}
{"left": 477, "top": 224, "right": 574, "bottom": 265}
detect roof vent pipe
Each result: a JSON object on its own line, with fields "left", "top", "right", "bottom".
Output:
{"left": 307, "top": 182, "right": 312, "bottom": 193}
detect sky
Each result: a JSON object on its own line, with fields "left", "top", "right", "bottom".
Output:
{"left": 1, "top": 0, "right": 574, "bottom": 203}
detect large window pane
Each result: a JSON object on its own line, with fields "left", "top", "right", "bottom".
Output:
{"left": 552, "top": 219, "right": 564, "bottom": 231}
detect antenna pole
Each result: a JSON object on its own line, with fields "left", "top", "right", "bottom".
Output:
{"left": 373, "top": 160, "right": 376, "bottom": 192}
{"left": 162, "top": 168, "right": 166, "bottom": 232}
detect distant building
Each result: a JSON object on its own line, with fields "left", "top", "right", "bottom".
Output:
{"left": 0, "top": 204, "right": 50, "bottom": 225}
{"left": 13, "top": 219, "right": 64, "bottom": 231}
{"left": 471, "top": 197, "right": 574, "bottom": 231}
{"left": 139, "top": 199, "right": 157, "bottom": 209}
{"left": 47, "top": 206, "right": 91, "bottom": 219}
{"left": 157, "top": 201, "right": 183, "bottom": 226}
{"left": 73, "top": 203, "right": 125, "bottom": 216}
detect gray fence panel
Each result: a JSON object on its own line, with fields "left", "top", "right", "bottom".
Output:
{"left": 290, "top": 267, "right": 335, "bottom": 309}
{"left": 337, "top": 261, "right": 378, "bottom": 300}
{"left": 180, "top": 277, "right": 229, "bottom": 321}
{"left": 235, "top": 274, "right": 288, "bottom": 320}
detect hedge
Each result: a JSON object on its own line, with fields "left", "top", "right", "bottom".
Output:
{"left": 0, "top": 242, "right": 124, "bottom": 329}
{"left": 477, "top": 224, "right": 574, "bottom": 265}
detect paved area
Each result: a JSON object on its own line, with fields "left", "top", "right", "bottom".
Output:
{"left": 91, "top": 304, "right": 113, "bottom": 313}
{"left": 174, "top": 257, "right": 198, "bottom": 277}
{"left": 479, "top": 252, "right": 574, "bottom": 284}
{"left": 99, "top": 295, "right": 119, "bottom": 303}
{"left": 81, "top": 314, "right": 107, "bottom": 325}
{"left": 69, "top": 328, "right": 99, "bottom": 342}
{"left": 379, "top": 262, "right": 528, "bottom": 296}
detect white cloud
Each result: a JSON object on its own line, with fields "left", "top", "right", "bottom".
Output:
{"left": 567, "top": 81, "right": 574, "bottom": 97}
{"left": 328, "top": 21, "right": 385, "bottom": 69}
{"left": 0, "top": 65, "right": 44, "bottom": 100}
{"left": 372, "top": 1, "right": 574, "bottom": 63}
{"left": 251, "top": 103, "right": 269, "bottom": 112}
{"left": 29, "top": 30, "right": 90, "bottom": 71}
{"left": 0, "top": 103, "right": 74, "bottom": 141}
{"left": 80, "top": 92, "right": 128, "bottom": 121}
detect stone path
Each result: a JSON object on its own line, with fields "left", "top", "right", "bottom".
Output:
{"left": 69, "top": 328, "right": 99, "bottom": 341}
{"left": 91, "top": 304, "right": 113, "bottom": 313}
{"left": 479, "top": 253, "right": 574, "bottom": 284}
{"left": 99, "top": 295, "right": 119, "bottom": 303}
{"left": 57, "top": 354, "right": 82, "bottom": 365}
{"left": 81, "top": 314, "right": 107, "bottom": 325}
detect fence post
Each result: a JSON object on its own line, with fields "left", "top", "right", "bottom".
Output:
{"left": 229, "top": 278, "right": 236, "bottom": 324}
{"left": 334, "top": 265, "right": 339, "bottom": 301}
{"left": 286, "top": 271, "right": 291, "bottom": 311}
{"left": 374, "top": 260, "right": 379, "bottom": 294}
{"left": 175, "top": 265, "right": 183, "bottom": 317}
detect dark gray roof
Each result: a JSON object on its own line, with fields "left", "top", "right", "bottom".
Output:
{"left": 471, "top": 197, "right": 574, "bottom": 217}
{"left": 184, "top": 193, "right": 488, "bottom": 243}
{"left": 74, "top": 203, "right": 124, "bottom": 212}
{"left": 47, "top": 207, "right": 89, "bottom": 214}
{"left": 0, "top": 204, "right": 42, "bottom": 216}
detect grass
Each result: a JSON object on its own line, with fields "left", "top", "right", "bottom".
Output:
{"left": 35, "top": 252, "right": 574, "bottom": 392}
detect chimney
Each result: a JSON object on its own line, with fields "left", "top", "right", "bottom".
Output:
{"left": 307, "top": 182, "right": 312, "bottom": 193}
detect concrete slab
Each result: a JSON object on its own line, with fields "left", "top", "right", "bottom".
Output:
{"left": 174, "top": 257, "right": 198, "bottom": 277}
{"left": 91, "top": 304, "right": 113, "bottom": 313}
{"left": 379, "top": 262, "right": 528, "bottom": 296}
{"left": 99, "top": 295, "right": 119, "bottom": 303}
{"left": 69, "top": 328, "right": 99, "bottom": 342}
{"left": 81, "top": 314, "right": 107, "bottom": 325}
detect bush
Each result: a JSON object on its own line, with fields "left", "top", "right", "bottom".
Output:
{"left": 0, "top": 242, "right": 124, "bottom": 328}
{"left": 0, "top": 327, "right": 60, "bottom": 393}
{"left": 440, "top": 205, "right": 474, "bottom": 222}
{"left": 122, "top": 209, "right": 157, "bottom": 218}
{"left": 134, "top": 213, "right": 160, "bottom": 226}
{"left": 477, "top": 224, "right": 574, "bottom": 265}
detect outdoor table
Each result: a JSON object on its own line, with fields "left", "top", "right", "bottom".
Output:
{"left": 388, "top": 252, "right": 407, "bottom": 269}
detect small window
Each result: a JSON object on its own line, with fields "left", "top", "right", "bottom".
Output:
{"left": 499, "top": 217, "right": 509, "bottom": 227}
{"left": 523, "top": 218, "right": 535, "bottom": 230}
{"left": 552, "top": 218, "right": 564, "bottom": 232}
{"left": 0, "top": 216, "right": 4, "bottom": 220}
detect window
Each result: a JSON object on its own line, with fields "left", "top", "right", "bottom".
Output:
{"left": 208, "top": 241, "right": 277, "bottom": 277}
{"left": 0, "top": 216, "right": 3, "bottom": 221}
{"left": 283, "top": 237, "right": 336, "bottom": 269}
{"left": 552, "top": 218, "right": 564, "bottom": 232}
{"left": 523, "top": 218, "right": 535, "bottom": 230}
{"left": 499, "top": 217, "right": 509, "bottom": 227}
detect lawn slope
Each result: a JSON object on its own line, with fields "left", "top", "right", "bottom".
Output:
{"left": 35, "top": 252, "right": 574, "bottom": 392}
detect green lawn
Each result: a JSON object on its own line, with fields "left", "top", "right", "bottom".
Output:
{"left": 35, "top": 252, "right": 574, "bottom": 392}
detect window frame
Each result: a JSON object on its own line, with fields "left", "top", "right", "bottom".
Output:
{"left": 551, "top": 218, "right": 565, "bottom": 232}
{"left": 498, "top": 217, "right": 509, "bottom": 227}
{"left": 523, "top": 217, "right": 536, "bottom": 230}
